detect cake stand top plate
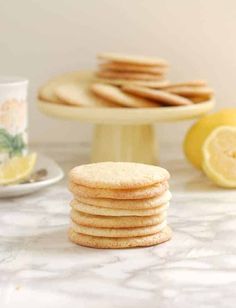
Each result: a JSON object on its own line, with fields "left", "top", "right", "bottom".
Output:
{"left": 38, "top": 99, "right": 215, "bottom": 125}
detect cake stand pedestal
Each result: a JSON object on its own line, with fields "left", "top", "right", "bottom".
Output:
{"left": 91, "top": 124, "right": 156, "bottom": 163}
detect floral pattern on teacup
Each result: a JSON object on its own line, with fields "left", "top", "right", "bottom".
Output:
{"left": 0, "top": 99, "right": 27, "bottom": 161}
{"left": 0, "top": 99, "right": 27, "bottom": 135}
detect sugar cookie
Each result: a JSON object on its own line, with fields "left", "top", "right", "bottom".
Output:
{"left": 70, "top": 199, "right": 170, "bottom": 216}
{"left": 71, "top": 220, "right": 167, "bottom": 237}
{"left": 75, "top": 190, "right": 172, "bottom": 210}
{"left": 71, "top": 209, "right": 167, "bottom": 228}
{"left": 68, "top": 225, "right": 172, "bottom": 248}
{"left": 95, "top": 78, "right": 170, "bottom": 88}
{"left": 69, "top": 162, "right": 170, "bottom": 189}
{"left": 69, "top": 181, "right": 168, "bottom": 200}
{"left": 38, "top": 71, "right": 95, "bottom": 104}
{"left": 99, "top": 62, "right": 168, "bottom": 74}
{"left": 55, "top": 82, "right": 118, "bottom": 107}
{"left": 91, "top": 83, "right": 159, "bottom": 108}
{"left": 162, "top": 80, "right": 207, "bottom": 88}
{"left": 97, "top": 70, "right": 165, "bottom": 81}
{"left": 122, "top": 85, "right": 193, "bottom": 106}
{"left": 97, "top": 53, "right": 168, "bottom": 67}
{"left": 166, "top": 86, "right": 214, "bottom": 98}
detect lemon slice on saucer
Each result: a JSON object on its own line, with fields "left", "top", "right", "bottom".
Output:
{"left": 0, "top": 153, "right": 37, "bottom": 185}
{"left": 202, "top": 126, "right": 236, "bottom": 187}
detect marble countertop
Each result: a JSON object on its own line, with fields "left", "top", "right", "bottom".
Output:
{"left": 1, "top": 142, "right": 236, "bottom": 308}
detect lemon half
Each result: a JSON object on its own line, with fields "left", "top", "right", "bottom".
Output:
{"left": 184, "top": 109, "right": 236, "bottom": 169}
{"left": 202, "top": 126, "right": 236, "bottom": 188}
{"left": 0, "top": 153, "right": 37, "bottom": 185}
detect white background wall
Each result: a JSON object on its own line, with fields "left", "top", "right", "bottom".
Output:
{"left": 1, "top": 0, "right": 235, "bottom": 145}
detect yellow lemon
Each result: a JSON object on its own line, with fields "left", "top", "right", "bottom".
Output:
{"left": 0, "top": 153, "right": 37, "bottom": 185}
{"left": 184, "top": 109, "right": 236, "bottom": 169}
{"left": 202, "top": 126, "right": 236, "bottom": 187}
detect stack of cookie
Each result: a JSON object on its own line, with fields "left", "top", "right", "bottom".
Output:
{"left": 38, "top": 52, "right": 214, "bottom": 107}
{"left": 68, "top": 162, "right": 172, "bottom": 249}
{"left": 96, "top": 52, "right": 169, "bottom": 88}
{"left": 92, "top": 52, "right": 214, "bottom": 107}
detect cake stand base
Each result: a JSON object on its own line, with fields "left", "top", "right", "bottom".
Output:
{"left": 91, "top": 124, "right": 157, "bottom": 164}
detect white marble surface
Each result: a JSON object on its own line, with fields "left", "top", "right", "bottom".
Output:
{"left": 1, "top": 142, "right": 236, "bottom": 308}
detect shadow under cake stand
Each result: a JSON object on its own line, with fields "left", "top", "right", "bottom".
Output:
{"left": 38, "top": 100, "right": 214, "bottom": 164}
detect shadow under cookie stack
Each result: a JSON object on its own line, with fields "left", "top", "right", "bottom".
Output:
{"left": 68, "top": 162, "right": 172, "bottom": 249}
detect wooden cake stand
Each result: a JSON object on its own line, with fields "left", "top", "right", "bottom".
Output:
{"left": 38, "top": 99, "right": 214, "bottom": 164}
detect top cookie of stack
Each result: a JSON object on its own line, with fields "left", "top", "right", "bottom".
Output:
{"left": 96, "top": 52, "right": 170, "bottom": 88}
{"left": 68, "top": 161, "right": 172, "bottom": 249}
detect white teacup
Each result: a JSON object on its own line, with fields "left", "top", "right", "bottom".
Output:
{"left": 0, "top": 77, "right": 28, "bottom": 164}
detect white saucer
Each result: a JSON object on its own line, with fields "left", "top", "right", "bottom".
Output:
{"left": 0, "top": 154, "right": 64, "bottom": 198}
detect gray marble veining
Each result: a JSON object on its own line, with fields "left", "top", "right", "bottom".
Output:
{"left": 0, "top": 143, "right": 236, "bottom": 308}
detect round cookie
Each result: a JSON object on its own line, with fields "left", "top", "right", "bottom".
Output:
{"left": 162, "top": 80, "right": 207, "bottom": 88}
{"left": 75, "top": 190, "right": 172, "bottom": 210}
{"left": 68, "top": 225, "right": 172, "bottom": 248}
{"left": 97, "top": 53, "right": 168, "bottom": 67}
{"left": 71, "top": 220, "right": 167, "bottom": 238}
{"left": 166, "top": 86, "right": 214, "bottom": 98}
{"left": 71, "top": 209, "right": 167, "bottom": 228}
{"left": 70, "top": 199, "right": 170, "bottom": 216}
{"left": 38, "top": 71, "right": 95, "bottom": 104}
{"left": 99, "top": 62, "right": 168, "bottom": 74}
{"left": 69, "top": 162, "right": 170, "bottom": 189}
{"left": 96, "top": 71, "right": 165, "bottom": 81}
{"left": 38, "top": 84, "right": 64, "bottom": 105}
{"left": 122, "top": 85, "right": 193, "bottom": 106}
{"left": 95, "top": 78, "right": 170, "bottom": 88}
{"left": 91, "top": 83, "right": 159, "bottom": 108}
{"left": 69, "top": 181, "right": 168, "bottom": 200}
{"left": 191, "top": 96, "right": 208, "bottom": 103}
{"left": 55, "top": 82, "right": 118, "bottom": 107}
